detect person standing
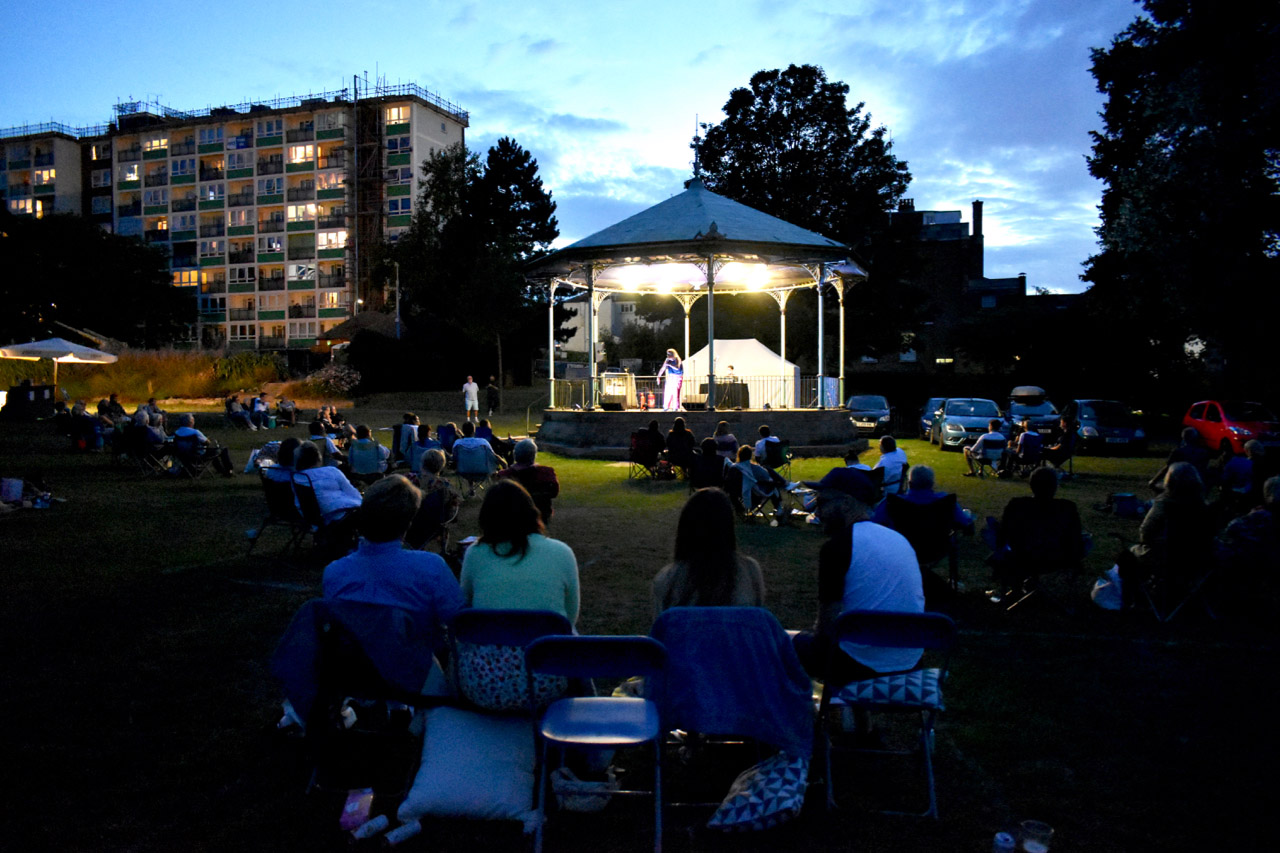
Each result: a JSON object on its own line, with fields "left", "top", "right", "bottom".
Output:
{"left": 485, "top": 375, "right": 501, "bottom": 417}
{"left": 656, "top": 348, "right": 683, "bottom": 412}
{"left": 462, "top": 375, "right": 480, "bottom": 424}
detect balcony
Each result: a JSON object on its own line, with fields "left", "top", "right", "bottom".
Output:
{"left": 118, "top": 148, "right": 143, "bottom": 162}
{"left": 117, "top": 203, "right": 142, "bottom": 217}
{"left": 228, "top": 134, "right": 254, "bottom": 150}
{"left": 317, "top": 215, "right": 346, "bottom": 230}
{"left": 172, "top": 254, "right": 198, "bottom": 268}
{"left": 286, "top": 186, "right": 315, "bottom": 201}
{"left": 286, "top": 127, "right": 315, "bottom": 142}
{"left": 259, "top": 335, "right": 285, "bottom": 348}
{"left": 258, "top": 219, "right": 284, "bottom": 233}
{"left": 288, "top": 304, "right": 317, "bottom": 319}
{"left": 199, "top": 280, "right": 227, "bottom": 295}
{"left": 144, "top": 173, "right": 168, "bottom": 187}
{"left": 228, "top": 250, "right": 254, "bottom": 264}
{"left": 170, "top": 141, "right": 196, "bottom": 156}
{"left": 318, "top": 274, "right": 346, "bottom": 289}
{"left": 227, "top": 191, "right": 254, "bottom": 208}
{"left": 318, "top": 155, "right": 346, "bottom": 170}
{"left": 259, "top": 276, "right": 286, "bottom": 291}
{"left": 229, "top": 308, "right": 256, "bottom": 321}
{"left": 257, "top": 160, "right": 284, "bottom": 175}
{"left": 199, "top": 168, "right": 225, "bottom": 182}
{"left": 7, "top": 184, "right": 31, "bottom": 198}
{"left": 171, "top": 197, "right": 197, "bottom": 212}
{"left": 288, "top": 246, "right": 316, "bottom": 261}
{"left": 144, "top": 229, "right": 169, "bottom": 243}
{"left": 34, "top": 153, "right": 54, "bottom": 167}
{"left": 198, "top": 223, "right": 225, "bottom": 237}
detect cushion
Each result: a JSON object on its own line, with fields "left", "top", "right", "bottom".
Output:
{"left": 398, "top": 706, "right": 538, "bottom": 832}
{"left": 706, "top": 751, "right": 809, "bottom": 831}
{"left": 832, "top": 668, "right": 944, "bottom": 710}
{"left": 454, "top": 641, "right": 568, "bottom": 713}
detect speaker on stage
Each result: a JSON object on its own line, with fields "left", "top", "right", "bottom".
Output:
{"left": 600, "top": 402, "right": 624, "bottom": 411}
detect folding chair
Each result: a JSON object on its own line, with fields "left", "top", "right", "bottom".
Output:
{"left": 762, "top": 439, "right": 793, "bottom": 481}
{"left": 123, "top": 425, "right": 171, "bottom": 477}
{"left": 454, "top": 442, "right": 495, "bottom": 498}
{"left": 725, "top": 466, "right": 778, "bottom": 520}
{"left": 436, "top": 423, "right": 458, "bottom": 455}
{"left": 292, "top": 472, "right": 358, "bottom": 556}
{"left": 447, "top": 609, "right": 574, "bottom": 715}
{"left": 170, "top": 434, "right": 212, "bottom": 479}
{"left": 986, "top": 499, "right": 1086, "bottom": 612}
{"left": 687, "top": 449, "right": 727, "bottom": 492}
{"left": 972, "top": 438, "right": 1007, "bottom": 478}
{"left": 526, "top": 635, "right": 667, "bottom": 853}
{"left": 629, "top": 431, "right": 661, "bottom": 480}
{"left": 403, "top": 486, "right": 460, "bottom": 553}
{"left": 1138, "top": 522, "right": 1218, "bottom": 623}
{"left": 885, "top": 494, "right": 960, "bottom": 591}
{"left": 816, "top": 610, "right": 956, "bottom": 819}
{"left": 247, "top": 471, "right": 310, "bottom": 556}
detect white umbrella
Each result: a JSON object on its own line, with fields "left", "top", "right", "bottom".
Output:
{"left": 0, "top": 336, "right": 119, "bottom": 385}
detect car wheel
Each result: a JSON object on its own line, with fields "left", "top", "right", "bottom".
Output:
{"left": 929, "top": 426, "right": 938, "bottom": 445}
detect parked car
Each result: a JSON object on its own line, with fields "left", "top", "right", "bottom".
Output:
{"left": 1061, "top": 399, "right": 1147, "bottom": 455}
{"left": 1004, "top": 386, "right": 1061, "bottom": 436}
{"left": 1182, "top": 400, "right": 1280, "bottom": 456}
{"left": 929, "top": 398, "right": 1003, "bottom": 450}
{"left": 846, "top": 394, "right": 893, "bottom": 437}
{"left": 920, "top": 397, "right": 946, "bottom": 440}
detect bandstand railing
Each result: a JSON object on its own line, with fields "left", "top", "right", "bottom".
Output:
{"left": 549, "top": 374, "right": 834, "bottom": 411}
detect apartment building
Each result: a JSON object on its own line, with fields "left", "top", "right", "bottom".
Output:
{"left": 0, "top": 81, "right": 467, "bottom": 352}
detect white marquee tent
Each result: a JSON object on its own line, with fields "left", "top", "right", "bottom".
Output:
{"left": 682, "top": 338, "right": 800, "bottom": 409}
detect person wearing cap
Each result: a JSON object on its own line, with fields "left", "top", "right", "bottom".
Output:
{"left": 495, "top": 438, "right": 560, "bottom": 524}
{"left": 792, "top": 467, "right": 925, "bottom": 689}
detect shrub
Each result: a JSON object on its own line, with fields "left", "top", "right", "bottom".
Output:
{"left": 308, "top": 363, "right": 361, "bottom": 397}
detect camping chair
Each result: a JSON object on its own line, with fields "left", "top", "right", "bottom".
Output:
{"left": 880, "top": 462, "right": 909, "bottom": 496}
{"left": 447, "top": 609, "right": 574, "bottom": 715}
{"left": 885, "top": 494, "right": 961, "bottom": 592}
{"left": 629, "top": 431, "right": 661, "bottom": 480}
{"left": 724, "top": 465, "right": 780, "bottom": 521}
{"left": 650, "top": 608, "right": 813, "bottom": 810}
{"left": 687, "top": 449, "right": 728, "bottom": 492}
{"left": 403, "top": 486, "right": 460, "bottom": 553}
{"left": 1138, "top": 518, "right": 1218, "bottom": 623}
{"left": 1005, "top": 433, "right": 1044, "bottom": 479}
{"left": 526, "top": 635, "right": 667, "bottom": 853}
{"left": 292, "top": 471, "right": 358, "bottom": 556}
{"left": 346, "top": 439, "right": 387, "bottom": 487}
{"left": 454, "top": 442, "right": 495, "bottom": 498}
{"left": 986, "top": 500, "right": 1086, "bottom": 612}
{"left": 761, "top": 439, "right": 793, "bottom": 481}
{"left": 436, "top": 423, "right": 458, "bottom": 455}
{"left": 247, "top": 471, "right": 310, "bottom": 557}
{"left": 122, "top": 424, "right": 170, "bottom": 477}
{"left": 972, "top": 438, "right": 1007, "bottom": 478}
{"left": 271, "top": 599, "right": 450, "bottom": 796}
{"left": 170, "top": 434, "right": 212, "bottom": 479}
{"left": 817, "top": 610, "right": 956, "bottom": 819}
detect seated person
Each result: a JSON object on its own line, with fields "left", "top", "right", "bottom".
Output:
{"left": 988, "top": 467, "right": 1086, "bottom": 592}
{"left": 1041, "top": 417, "right": 1077, "bottom": 470}
{"left": 330, "top": 410, "right": 356, "bottom": 445}
{"left": 397, "top": 413, "right": 420, "bottom": 463}
{"left": 1119, "top": 462, "right": 1213, "bottom": 608}
{"left": 98, "top": 392, "right": 127, "bottom": 424}
{"left": 873, "top": 435, "right": 908, "bottom": 493}
{"left": 665, "top": 417, "right": 697, "bottom": 473}
{"left": 476, "top": 418, "right": 512, "bottom": 464}
{"left": 964, "top": 419, "right": 1007, "bottom": 476}
{"left": 409, "top": 424, "right": 443, "bottom": 474}
{"left": 871, "top": 465, "right": 972, "bottom": 531}
{"left": 1216, "top": 475, "right": 1279, "bottom": 589}
{"left": 249, "top": 392, "right": 272, "bottom": 429}
{"left": 275, "top": 396, "right": 298, "bottom": 428}
{"left": 321, "top": 474, "right": 464, "bottom": 658}
{"left": 52, "top": 400, "right": 72, "bottom": 436}
{"left": 315, "top": 405, "right": 336, "bottom": 430}
{"left": 753, "top": 424, "right": 781, "bottom": 464}
{"left": 496, "top": 438, "right": 560, "bottom": 525}
{"left": 144, "top": 398, "right": 168, "bottom": 432}
{"left": 307, "top": 420, "right": 344, "bottom": 467}
{"left": 347, "top": 424, "right": 391, "bottom": 481}
{"left": 173, "top": 414, "right": 234, "bottom": 475}
{"left": 792, "top": 467, "right": 925, "bottom": 690}
{"left": 451, "top": 420, "right": 503, "bottom": 477}
{"left": 712, "top": 420, "right": 738, "bottom": 460}
{"left": 689, "top": 436, "right": 730, "bottom": 490}
{"left": 460, "top": 480, "right": 580, "bottom": 625}
{"left": 644, "top": 419, "right": 667, "bottom": 455}
{"left": 436, "top": 422, "right": 459, "bottom": 454}
{"left": 292, "top": 440, "right": 362, "bottom": 526}
{"left": 405, "top": 448, "right": 462, "bottom": 550}
{"left": 1000, "top": 418, "right": 1043, "bottom": 475}
{"left": 141, "top": 412, "right": 169, "bottom": 450}
{"left": 652, "top": 487, "right": 764, "bottom": 615}
{"left": 844, "top": 437, "right": 872, "bottom": 471}
{"left": 263, "top": 437, "right": 302, "bottom": 483}
{"left": 731, "top": 445, "right": 787, "bottom": 523}
{"left": 225, "top": 394, "right": 253, "bottom": 430}
{"left": 70, "top": 400, "right": 105, "bottom": 450}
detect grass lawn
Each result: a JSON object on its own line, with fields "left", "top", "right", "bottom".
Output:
{"left": 1, "top": 398, "right": 1275, "bottom": 852}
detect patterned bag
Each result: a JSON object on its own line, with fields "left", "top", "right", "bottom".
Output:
{"left": 706, "top": 751, "right": 809, "bottom": 831}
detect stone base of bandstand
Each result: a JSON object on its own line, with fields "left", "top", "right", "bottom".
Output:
{"left": 535, "top": 407, "right": 856, "bottom": 460}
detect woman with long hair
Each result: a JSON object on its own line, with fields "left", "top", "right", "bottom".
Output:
{"left": 460, "top": 479, "right": 579, "bottom": 624}
{"left": 652, "top": 487, "right": 765, "bottom": 614}
{"left": 713, "top": 419, "right": 738, "bottom": 460}
{"left": 656, "top": 347, "right": 684, "bottom": 411}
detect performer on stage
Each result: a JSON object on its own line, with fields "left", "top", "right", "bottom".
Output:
{"left": 657, "top": 348, "right": 684, "bottom": 411}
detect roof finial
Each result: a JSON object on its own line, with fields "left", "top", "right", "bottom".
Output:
{"left": 688, "top": 116, "right": 702, "bottom": 186}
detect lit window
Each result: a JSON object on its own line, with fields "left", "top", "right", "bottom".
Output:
{"left": 9, "top": 198, "right": 33, "bottom": 215}
{"left": 320, "top": 290, "right": 342, "bottom": 308}
{"left": 173, "top": 270, "right": 200, "bottom": 287}
{"left": 91, "top": 169, "right": 111, "bottom": 188}
{"left": 288, "top": 203, "right": 317, "bottom": 222}
{"left": 203, "top": 184, "right": 225, "bottom": 201}
{"left": 386, "top": 106, "right": 409, "bottom": 122}
{"left": 288, "top": 144, "right": 314, "bottom": 164}
{"left": 227, "top": 209, "right": 252, "bottom": 227}
{"left": 288, "top": 321, "right": 316, "bottom": 337}
{"left": 91, "top": 143, "right": 110, "bottom": 160}
{"left": 143, "top": 135, "right": 168, "bottom": 152}
{"left": 317, "top": 172, "right": 345, "bottom": 190}
{"left": 120, "top": 164, "right": 140, "bottom": 181}
{"left": 318, "top": 231, "right": 347, "bottom": 250}
{"left": 258, "top": 236, "right": 282, "bottom": 252}
{"left": 32, "top": 168, "right": 55, "bottom": 185}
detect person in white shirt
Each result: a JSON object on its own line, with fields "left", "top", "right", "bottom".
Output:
{"left": 873, "top": 435, "right": 909, "bottom": 494}
{"left": 964, "top": 419, "right": 1007, "bottom": 477}
{"left": 753, "top": 424, "right": 781, "bottom": 464}
{"left": 462, "top": 375, "right": 480, "bottom": 424}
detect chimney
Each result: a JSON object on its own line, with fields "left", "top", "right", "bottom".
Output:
{"left": 972, "top": 200, "right": 983, "bottom": 238}
{"left": 971, "top": 200, "right": 984, "bottom": 279}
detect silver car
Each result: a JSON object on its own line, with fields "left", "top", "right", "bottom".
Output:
{"left": 929, "top": 398, "right": 1003, "bottom": 450}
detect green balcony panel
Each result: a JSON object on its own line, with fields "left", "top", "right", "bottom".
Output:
{"left": 171, "top": 174, "right": 195, "bottom": 185}
{"left": 227, "top": 167, "right": 253, "bottom": 179}
{"left": 200, "top": 256, "right": 226, "bottom": 267}
{"left": 287, "top": 220, "right": 315, "bottom": 232}
{"left": 317, "top": 247, "right": 346, "bottom": 259}
{"left": 198, "top": 142, "right": 224, "bottom": 154}
{"left": 229, "top": 281, "right": 255, "bottom": 293}
{"left": 199, "top": 312, "right": 227, "bottom": 323}
{"left": 257, "top": 135, "right": 282, "bottom": 147}
{"left": 285, "top": 161, "right": 315, "bottom": 173}
{"left": 318, "top": 307, "right": 348, "bottom": 319}
{"left": 386, "top": 152, "right": 411, "bottom": 167}
{"left": 199, "top": 199, "right": 225, "bottom": 210}
{"left": 288, "top": 279, "right": 317, "bottom": 290}
{"left": 316, "top": 127, "right": 346, "bottom": 140}
{"left": 227, "top": 225, "right": 255, "bottom": 237}
{"left": 33, "top": 184, "right": 55, "bottom": 195}
{"left": 386, "top": 122, "right": 410, "bottom": 135}
{"left": 8, "top": 158, "right": 30, "bottom": 169}
{"left": 257, "top": 193, "right": 283, "bottom": 205}
{"left": 257, "top": 252, "right": 284, "bottom": 263}
{"left": 387, "top": 214, "right": 412, "bottom": 227}
{"left": 387, "top": 184, "right": 411, "bottom": 197}
{"left": 316, "top": 188, "right": 345, "bottom": 200}
{"left": 228, "top": 340, "right": 256, "bottom": 351}
{"left": 143, "top": 148, "right": 169, "bottom": 160}
{"left": 289, "top": 338, "right": 317, "bottom": 348}
{"left": 258, "top": 310, "right": 285, "bottom": 321}
{"left": 144, "top": 205, "right": 168, "bottom": 215}
{"left": 117, "top": 180, "right": 141, "bottom": 190}
{"left": 171, "top": 229, "right": 197, "bottom": 241}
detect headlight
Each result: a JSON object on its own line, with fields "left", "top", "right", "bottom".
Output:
{"left": 1228, "top": 426, "right": 1253, "bottom": 437}
{"left": 944, "top": 422, "right": 964, "bottom": 432}
{"left": 1081, "top": 426, "right": 1099, "bottom": 437}
{"left": 878, "top": 414, "right": 890, "bottom": 422}
{"left": 1135, "top": 428, "right": 1145, "bottom": 438}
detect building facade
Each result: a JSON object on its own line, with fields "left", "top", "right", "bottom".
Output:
{"left": 0, "top": 81, "right": 467, "bottom": 352}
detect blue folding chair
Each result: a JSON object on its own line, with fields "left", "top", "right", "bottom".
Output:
{"left": 448, "top": 609, "right": 574, "bottom": 715}
{"left": 525, "top": 636, "right": 667, "bottom": 853}
{"left": 817, "top": 610, "right": 956, "bottom": 819}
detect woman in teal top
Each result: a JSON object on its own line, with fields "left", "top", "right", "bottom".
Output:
{"left": 460, "top": 480, "right": 580, "bottom": 625}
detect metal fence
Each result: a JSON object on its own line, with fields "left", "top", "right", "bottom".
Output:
{"left": 550, "top": 374, "right": 841, "bottom": 410}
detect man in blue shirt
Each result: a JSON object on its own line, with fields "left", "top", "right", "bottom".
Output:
{"left": 871, "top": 465, "right": 972, "bottom": 532}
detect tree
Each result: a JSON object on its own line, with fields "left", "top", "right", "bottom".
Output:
{"left": 1083, "top": 1, "right": 1280, "bottom": 392}
{"left": 696, "top": 64, "right": 919, "bottom": 362}
{"left": 0, "top": 211, "right": 190, "bottom": 346}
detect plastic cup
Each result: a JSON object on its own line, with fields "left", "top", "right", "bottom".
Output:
{"left": 1019, "top": 820, "right": 1054, "bottom": 852}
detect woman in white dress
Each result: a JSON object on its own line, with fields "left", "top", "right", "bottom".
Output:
{"left": 656, "top": 348, "right": 684, "bottom": 411}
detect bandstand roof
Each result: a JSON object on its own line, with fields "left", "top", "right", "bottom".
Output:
{"left": 527, "top": 179, "right": 866, "bottom": 295}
